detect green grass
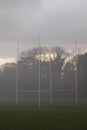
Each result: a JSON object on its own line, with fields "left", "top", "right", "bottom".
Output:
{"left": 0, "top": 103, "right": 87, "bottom": 130}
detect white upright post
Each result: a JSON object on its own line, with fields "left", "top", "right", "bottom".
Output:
{"left": 49, "top": 48, "right": 53, "bottom": 105}
{"left": 16, "top": 43, "right": 19, "bottom": 107}
{"left": 75, "top": 41, "right": 78, "bottom": 106}
{"left": 38, "top": 36, "right": 41, "bottom": 108}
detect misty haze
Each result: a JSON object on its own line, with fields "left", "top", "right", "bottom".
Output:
{"left": 0, "top": 0, "right": 87, "bottom": 129}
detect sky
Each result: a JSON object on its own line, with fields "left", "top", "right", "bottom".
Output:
{"left": 0, "top": 0, "right": 87, "bottom": 62}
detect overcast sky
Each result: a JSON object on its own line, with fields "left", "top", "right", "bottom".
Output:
{"left": 0, "top": 0, "right": 87, "bottom": 58}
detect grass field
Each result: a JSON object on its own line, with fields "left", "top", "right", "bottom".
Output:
{"left": 0, "top": 103, "right": 87, "bottom": 130}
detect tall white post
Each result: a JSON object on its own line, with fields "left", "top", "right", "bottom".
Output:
{"left": 38, "top": 36, "right": 41, "bottom": 108}
{"left": 75, "top": 41, "right": 78, "bottom": 106}
{"left": 16, "top": 43, "right": 19, "bottom": 107}
{"left": 49, "top": 48, "right": 53, "bottom": 105}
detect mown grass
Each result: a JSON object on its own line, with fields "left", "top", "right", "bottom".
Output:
{"left": 0, "top": 102, "right": 87, "bottom": 130}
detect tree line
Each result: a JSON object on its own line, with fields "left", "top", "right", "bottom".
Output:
{"left": 0, "top": 46, "right": 87, "bottom": 103}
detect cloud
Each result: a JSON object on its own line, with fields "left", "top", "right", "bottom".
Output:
{"left": 0, "top": 0, "right": 87, "bottom": 57}
{"left": 0, "top": 58, "right": 16, "bottom": 65}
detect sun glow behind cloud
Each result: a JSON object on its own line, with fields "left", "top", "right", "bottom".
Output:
{"left": 36, "top": 53, "right": 56, "bottom": 62}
